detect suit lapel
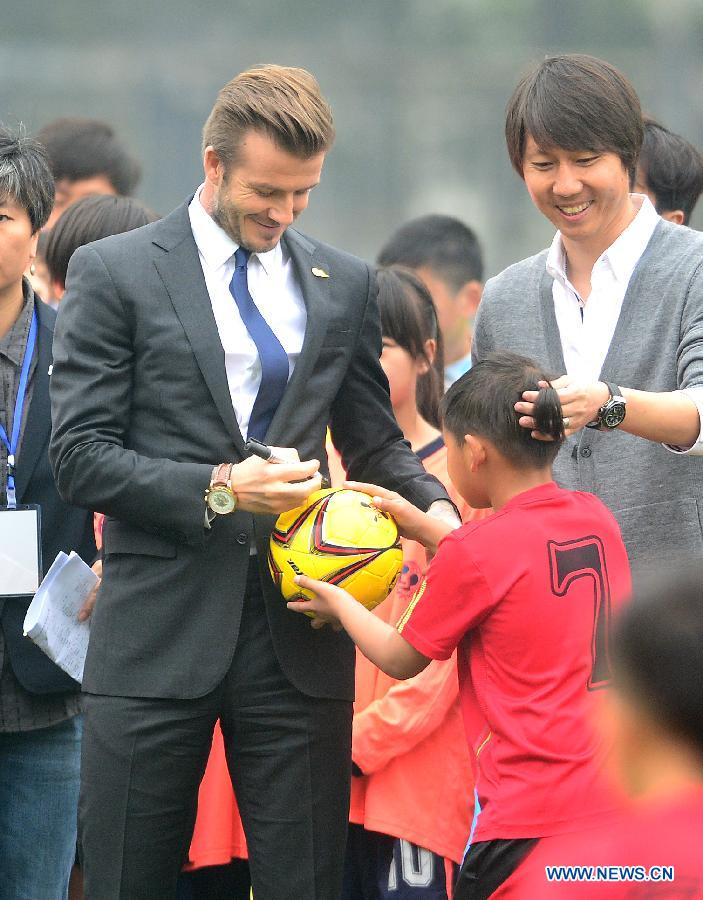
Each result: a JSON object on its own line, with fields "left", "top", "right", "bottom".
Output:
{"left": 265, "top": 230, "right": 331, "bottom": 446}
{"left": 16, "top": 300, "right": 53, "bottom": 502}
{"left": 151, "top": 204, "right": 246, "bottom": 456}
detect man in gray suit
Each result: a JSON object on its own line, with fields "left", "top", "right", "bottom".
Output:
{"left": 473, "top": 54, "right": 703, "bottom": 575}
{"left": 49, "top": 66, "right": 455, "bottom": 900}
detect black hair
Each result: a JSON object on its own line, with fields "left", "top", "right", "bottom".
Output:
{"left": 639, "top": 117, "right": 703, "bottom": 225}
{"left": 377, "top": 215, "right": 483, "bottom": 292}
{"left": 377, "top": 266, "right": 445, "bottom": 429}
{"left": 505, "top": 54, "right": 643, "bottom": 185}
{"left": 0, "top": 125, "right": 55, "bottom": 232}
{"left": 36, "top": 118, "right": 141, "bottom": 195}
{"left": 441, "top": 351, "right": 564, "bottom": 468}
{"left": 613, "top": 565, "right": 703, "bottom": 758}
{"left": 44, "top": 194, "right": 159, "bottom": 287}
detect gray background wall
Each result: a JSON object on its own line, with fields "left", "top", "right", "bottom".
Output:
{"left": 2, "top": 0, "right": 702, "bottom": 278}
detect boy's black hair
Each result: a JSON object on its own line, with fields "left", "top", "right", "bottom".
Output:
{"left": 0, "top": 125, "right": 55, "bottom": 232}
{"left": 613, "top": 565, "right": 703, "bottom": 758}
{"left": 639, "top": 117, "right": 703, "bottom": 225}
{"left": 44, "top": 194, "right": 158, "bottom": 287}
{"left": 36, "top": 118, "right": 141, "bottom": 195}
{"left": 505, "top": 54, "right": 643, "bottom": 185}
{"left": 377, "top": 215, "right": 484, "bottom": 291}
{"left": 441, "top": 351, "right": 564, "bottom": 468}
{"left": 377, "top": 266, "right": 444, "bottom": 429}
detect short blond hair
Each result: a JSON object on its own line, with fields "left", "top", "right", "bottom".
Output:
{"left": 202, "top": 65, "right": 335, "bottom": 164}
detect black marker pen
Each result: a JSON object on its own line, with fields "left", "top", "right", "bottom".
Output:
{"left": 245, "top": 438, "right": 330, "bottom": 487}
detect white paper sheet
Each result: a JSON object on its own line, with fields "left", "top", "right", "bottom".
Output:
{"left": 23, "top": 551, "right": 97, "bottom": 683}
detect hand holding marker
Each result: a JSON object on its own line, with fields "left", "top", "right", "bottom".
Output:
{"left": 245, "top": 438, "right": 330, "bottom": 488}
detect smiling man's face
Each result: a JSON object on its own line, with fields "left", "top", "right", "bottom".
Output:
{"left": 521, "top": 134, "right": 634, "bottom": 257}
{"left": 203, "top": 130, "right": 325, "bottom": 254}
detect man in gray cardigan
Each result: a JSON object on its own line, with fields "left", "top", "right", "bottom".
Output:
{"left": 473, "top": 54, "right": 703, "bottom": 575}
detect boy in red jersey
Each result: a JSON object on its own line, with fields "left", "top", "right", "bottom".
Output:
{"left": 511, "top": 565, "right": 703, "bottom": 898}
{"left": 288, "top": 350, "right": 632, "bottom": 899}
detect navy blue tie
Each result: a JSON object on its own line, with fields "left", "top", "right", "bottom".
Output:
{"left": 230, "top": 247, "right": 289, "bottom": 440}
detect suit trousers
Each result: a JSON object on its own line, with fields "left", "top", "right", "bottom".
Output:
{"left": 79, "top": 560, "right": 353, "bottom": 900}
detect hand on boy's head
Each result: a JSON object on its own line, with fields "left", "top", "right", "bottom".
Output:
{"left": 287, "top": 575, "right": 346, "bottom": 629}
{"left": 515, "top": 375, "right": 610, "bottom": 440}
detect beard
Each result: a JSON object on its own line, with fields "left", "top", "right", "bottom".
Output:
{"left": 209, "top": 179, "right": 284, "bottom": 254}
{"left": 211, "top": 188, "right": 244, "bottom": 247}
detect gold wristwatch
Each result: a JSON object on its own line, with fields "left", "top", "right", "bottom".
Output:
{"left": 205, "top": 463, "right": 237, "bottom": 516}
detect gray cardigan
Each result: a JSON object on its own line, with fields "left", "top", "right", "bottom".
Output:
{"left": 473, "top": 219, "right": 703, "bottom": 575}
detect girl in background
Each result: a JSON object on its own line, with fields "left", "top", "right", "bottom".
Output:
{"left": 340, "top": 267, "right": 484, "bottom": 900}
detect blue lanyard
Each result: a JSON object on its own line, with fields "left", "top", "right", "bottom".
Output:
{"left": 0, "top": 308, "right": 37, "bottom": 509}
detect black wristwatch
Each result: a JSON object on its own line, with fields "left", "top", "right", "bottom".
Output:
{"left": 586, "top": 382, "right": 627, "bottom": 430}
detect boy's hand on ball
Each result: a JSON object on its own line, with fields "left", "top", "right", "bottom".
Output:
{"left": 230, "top": 454, "right": 322, "bottom": 513}
{"left": 344, "top": 481, "right": 450, "bottom": 551}
{"left": 287, "top": 575, "right": 346, "bottom": 628}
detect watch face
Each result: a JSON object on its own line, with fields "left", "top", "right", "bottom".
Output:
{"left": 603, "top": 401, "right": 626, "bottom": 429}
{"left": 208, "top": 488, "right": 236, "bottom": 515}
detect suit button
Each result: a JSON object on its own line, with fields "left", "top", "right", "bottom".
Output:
{"left": 236, "top": 532, "right": 249, "bottom": 545}
{"left": 580, "top": 447, "right": 592, "bottom": 458}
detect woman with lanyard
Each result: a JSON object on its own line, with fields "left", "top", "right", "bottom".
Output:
{"left": 0, "top": 126, "right": 98, "bottom": 900}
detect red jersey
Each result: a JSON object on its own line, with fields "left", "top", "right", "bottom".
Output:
{"left": 507, "top": 787, "right": 703, "bottom": 897}
{"left": 398, "top": 482, "right": 631, "bottom": 842}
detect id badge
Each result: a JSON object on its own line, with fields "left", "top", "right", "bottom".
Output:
{"left": 0, "top": 504, "right": 42, "bottom": 597}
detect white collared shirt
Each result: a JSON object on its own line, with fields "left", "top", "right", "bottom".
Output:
{"left": 547, "top": 194, "right": 703, "bottom": 454}
{"left": 188, "top": 186, "right": 307, "bottom": 439}
{"left": 548, "top": 194, "right": 659, "bottom": 384}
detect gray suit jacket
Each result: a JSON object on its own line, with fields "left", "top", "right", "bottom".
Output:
{"left": 473, "top": 219, "right": 703, "bottom": 575}
{"left": 49, "top": 201, "right": 449, "bottom": 701}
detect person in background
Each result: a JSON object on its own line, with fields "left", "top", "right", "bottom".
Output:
{"left": 343, "top": 267, "right": 480, "bottom": 900}
{"left": 634, "top": 116, "right": 703, "bottom": 226}
{"left": 36, "top": 118, "right": 141, "bottom": 229}
{"left": 26, "top": 230, "right": 53, "bottom": 304}
{"left": 0, "top": 127, "right": 97, "bottom": 900}
{"left": 290, "top": 350, "right": 632, "bottom": 899}
{"left": 377, "top": 215, "right": 484, "bottom": 389}
{"left": 43, "top": 193, "right": 158, "bottom": 302}
{"left": 512, "top": 564, "right": 703, "bottom": 897}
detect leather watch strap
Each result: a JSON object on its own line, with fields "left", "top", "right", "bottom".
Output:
{"left": 211, "top": 463, "right": 233, "bottom": 488}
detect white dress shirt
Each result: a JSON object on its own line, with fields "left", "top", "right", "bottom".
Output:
{"left": 547, "top": 194, "right": 703, "bottom": 454}
{"left": 188, "top": 186, "right": 307, "bottom": 439}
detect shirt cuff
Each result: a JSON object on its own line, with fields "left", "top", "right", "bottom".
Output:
{"left": 426, "top": 498, "right": 462, "bottom": 528}
{"left": 664, "top": 387, "right": 703, "bottom": 455}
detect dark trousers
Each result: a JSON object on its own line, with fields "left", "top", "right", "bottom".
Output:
{"left": 343, "top": 824, "right": 452, "bottom": 899}
{"left": 176, "top": 860, "right": 251, "bottom": 900}
{"left": 79, "top": 562, "right": 353, "bottom": 900}
{"left": 454, "top": 838, "right": 539, "bottom": 900}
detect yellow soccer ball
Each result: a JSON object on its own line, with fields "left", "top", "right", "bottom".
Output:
{"left": 268, "top": 488, "right": 403, "bottom": 611}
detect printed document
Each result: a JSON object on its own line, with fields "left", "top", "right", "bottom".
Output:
{"left": 23, "top": 551, "right": 97, "bottom": 683}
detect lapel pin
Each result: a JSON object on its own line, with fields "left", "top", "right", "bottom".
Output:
{"left": 47, "top": 364, "right": 53, "bottom": 376}
{"left": 311, "top": 267, "right": 329, "bottom": 278}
